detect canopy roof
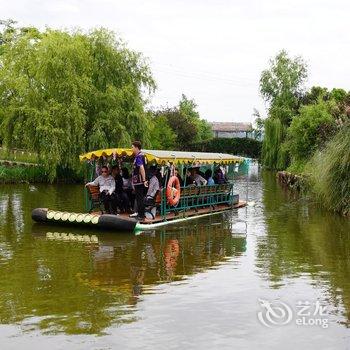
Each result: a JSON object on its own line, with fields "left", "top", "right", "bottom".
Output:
{"left": 79, "top": 148, "right": 243, "bottom": 165}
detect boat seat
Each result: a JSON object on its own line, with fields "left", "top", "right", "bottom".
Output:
{"left": 86, "top": 185, "right": 103, "bottom": 213}
{"left": 217, "top": 184, "right": 231, "bottom": 194}
{"left": 224, "top": 184, "right": 233, "bottom": 194}
{"left": 198, "top": 186, "right": 210, "bottom": 195}
{"left": 208, "top": 185, "right": 217, "bottom": 193}
{"left": 181, "top": 186, "right": 199, "bottom": 197}
{"left": 155, "top": 191, "right": 162, "bottom": 205}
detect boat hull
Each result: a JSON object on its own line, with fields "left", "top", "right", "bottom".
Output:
{"left": 32, "top": 201, "right": 247, "bottom": 233}
{"left": 31, "top": 208, "right": 137, "bottom": 232}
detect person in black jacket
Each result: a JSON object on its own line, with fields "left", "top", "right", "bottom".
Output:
{"left": 111, "top": 165, "right": 123, "bottom": 214}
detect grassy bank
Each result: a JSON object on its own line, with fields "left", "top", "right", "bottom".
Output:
{"left": 0, "top": 147, "right": 38, "bottom": 164}
{"left": 305, "top": 127, "right": 350, "bottom": 216}
{"left": 0, "top": 165, "right": 85, "bottom": 184}
{"left": 0, "top": 165, "right": 48, "bottom": 184}
{"left": 277, "top": 126, "right": 350, "bottom": 216}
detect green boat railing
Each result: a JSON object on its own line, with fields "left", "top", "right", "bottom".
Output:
{"left": 159, "top": 183, "right": 239, "bottom": 219}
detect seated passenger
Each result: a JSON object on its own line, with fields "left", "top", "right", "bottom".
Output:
{"left": 111, "top": 165, "right": 124, "bottom": 213}
{"left": 214, "top": 167, "right": 227, "bottom": 184}
{"left": 174, "top": 168, "right": 184, "bottom": 187}
{"left": 85, "top": 166, "right": 115, "bottom": 214}
{"left": 205, "top": 169, "right": 215, "bottom": 185}
{"left": 121, "top": 167, "right": 134, "bottom": 212}
{"left": 184, "top": 168, "right": 195, "bottom": 186}
{"left": 111, "top": 165, "right": 123, "bottom": 193}
{"left": 191, "top": 167, "right": 207, "bottom": 186}
{"left": 144, "top": 166, "right": 161, "bottom": 220}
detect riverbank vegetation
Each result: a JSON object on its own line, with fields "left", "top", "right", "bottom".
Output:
{"left": 0, "top": 147, "right": 38, "bottom": 164}
{"left": 0, "top": 165, "right": 47, "bottom": 183}
{"left": 191, "top": 137, "right": 261, "bottom": 159}
{"left": 260, "top": 50, "right": 350, "bottom": 215}
{"left": 305, "top": 126, "right": 350, "bottom": 215}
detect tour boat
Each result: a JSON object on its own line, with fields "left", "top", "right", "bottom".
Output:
{"left": 32, "top": 148, "right": 247, "bottom": 232}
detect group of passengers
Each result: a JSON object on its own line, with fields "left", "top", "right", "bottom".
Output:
{"left": 85, "top": 141, "right": 161, "bottom": 220}
{"left": 85, "top": 141, "right": 228, "bottom": 220}
{"left": 181, "top": 167, "right": 227, "bottom": 187}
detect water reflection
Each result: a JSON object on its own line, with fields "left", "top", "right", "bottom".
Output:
{"left": 1, "top": 172, "right": 350, "bottom": 344}
{"left": 257, "top": 172, "right": 350, "bottom": 325}
{"left": 0, "top": 202, "right": 246, "bottom": 334}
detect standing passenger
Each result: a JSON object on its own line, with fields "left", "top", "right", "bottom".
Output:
{"left": 130, "top": 141, "right": 147, "bottom": 220}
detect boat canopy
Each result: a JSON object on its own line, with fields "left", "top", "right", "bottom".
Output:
{"left": 79, "top": 148, "right": 244, "bottom": 165}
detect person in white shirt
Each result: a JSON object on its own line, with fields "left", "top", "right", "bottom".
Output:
{"left": 191, "top": 167, "right": 207, "bottom": 186}
{"left": 85, "top": 166, "right": 115, "bottom": 214}
{"left": 145, "top": 166, "right": 161, "bottom": 220}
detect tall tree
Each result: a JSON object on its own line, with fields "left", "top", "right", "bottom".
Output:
{"left": 260, "top": 50, "right": 308, "bottom": 126}
{"left": 259, "top": 50, "right": 307, "bottom": 169}
{"left": 156, "top": 106, "right": 198, "bottom": 150}
{"left": 179, "top": 94, "right": 212, "bottom": 143}
{"left": 151, "top": 95, "right": 212, "bottom": 150}
{"left": 149, "top": 114, "right": 176, "bottom": 150}
{"left": 0, "top": 24, "right": 155, "bottom": 180}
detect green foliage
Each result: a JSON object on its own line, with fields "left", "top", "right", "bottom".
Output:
{"left": 286, "top": 159, "right": 307, "bottom": 175}
{"left": 260, "top": 50, "right": 308, "bottom": 126}
{"left": 262, "top": 118, "right": 288, "bottom": 170}
{"left": 197, "top": 118, "right": 213, "bottom": 142}
{"left": 152, "top": 95, "right": 212, "bottom": 150}
{"left": 252, "top": 108, "right": 264, "bottom": 140}
{"left": 329, "top": 88, "right": 348, "bottom": 103}
{"left": 0, "top": 147, "right": 38, "bottom": 163}
{"left": 259, "top": 50, "right": 308, "bottom": 169}
{"left": 179, "top": 95, "right": 212, "bottom": 143}
{"left": 285, "top": 101, "right": 335, "bottom": 162}
{"left": 165, "top": 107, "right": 198, "bottom": 150}
{"left": 191, "top": 137, "right": 262, "bottom": 159}
{"left": 149, "top": 115, "right": 176, "bottom": 150}
{"left": 0, "top": 165, "right": 47, "bottom": 183}
{"left": 0, "top": 24, "right": 155, "bottom": 181}
{"left": 305, "top": 126, "right": 350, "bottom": 215}
{"left": 300, "top": 86, "right": 329, "bottom": 105}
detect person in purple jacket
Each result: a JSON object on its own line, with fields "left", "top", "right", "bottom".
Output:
{"left": 130, "top": 141, "right": 147, "bottom": 220}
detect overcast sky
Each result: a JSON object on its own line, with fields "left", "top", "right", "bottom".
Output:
{"left": 1, "top": 0, "right": 349, "bottom": 123}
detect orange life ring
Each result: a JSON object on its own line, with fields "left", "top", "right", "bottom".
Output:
{"left": 166, "top": 176, "right": 181, "bottom": 206}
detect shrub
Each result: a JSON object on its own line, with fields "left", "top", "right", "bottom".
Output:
{"left": 0, "top": 165, "right": 48, "bottom": 183}
{"left": 286, "top": 101, "right": 335, "bottom": 162}
{"left": 191, "top": 137, "right": 262, "bottom": 159}
{"left": 305, "top": 126, "right": 350, "bottom": 215}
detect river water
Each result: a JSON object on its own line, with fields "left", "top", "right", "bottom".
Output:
{"left": 0, "top": 169, "right": 349, "bottom": 349}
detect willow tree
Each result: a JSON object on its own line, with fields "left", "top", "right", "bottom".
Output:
{"left": 259, "top": 50, "right": 308, "bottom": 169}
{"left": 0, "top": 24, "right": 155, "bottom": 180}
{"left": 262, "top": 118, "right": 288, "bottom": 170}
